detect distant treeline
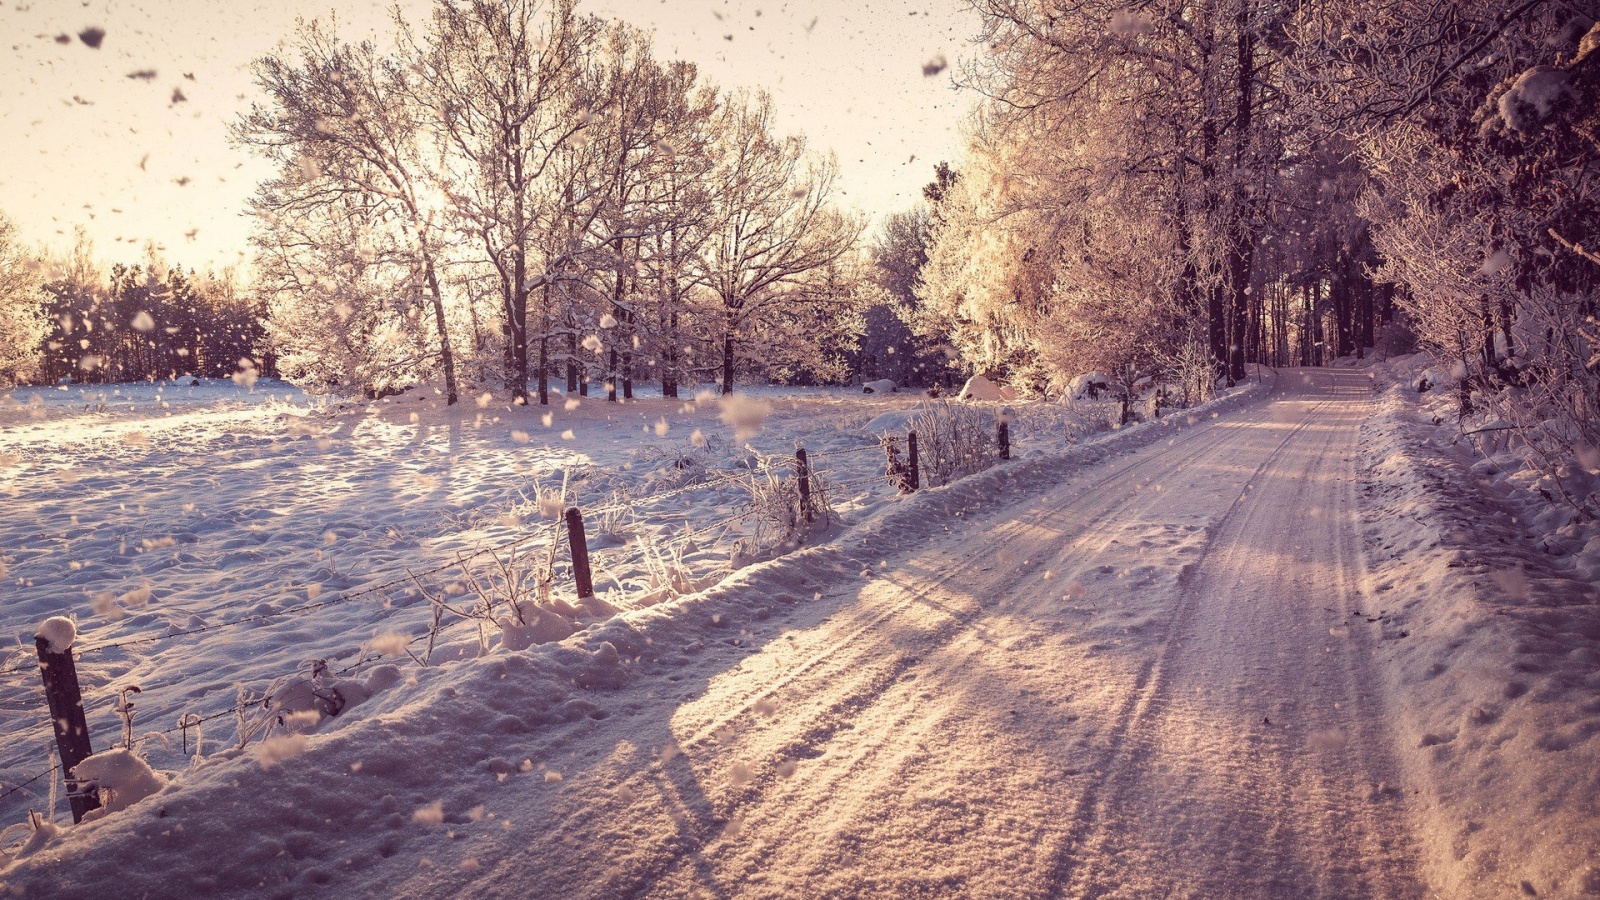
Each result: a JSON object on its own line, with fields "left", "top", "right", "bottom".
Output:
{"left": 33, "top": 239, "right": 268, "bottom": 385}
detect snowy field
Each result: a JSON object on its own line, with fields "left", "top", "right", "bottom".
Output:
{"left": 3, "top": 365, "right": 1598, "bottom": 897}
{"left": 0, "top": 376, "right": 1122, "bottom": 822}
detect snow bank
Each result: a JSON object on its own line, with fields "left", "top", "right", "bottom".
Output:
{"left": 1356, "top": 362, "right": 1600, "bottom": 896}
{"left": 957, "top": 375, "right": 1004, "bottom": 401}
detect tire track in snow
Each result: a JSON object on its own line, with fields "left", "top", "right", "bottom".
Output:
{"left": 1040, "top": 390, "right": 1338, "bottom": 896}
{"left": 592, "top": 405, "right": 1313, "bottom": 896}
{"left": 472, "top": 411, "right": 1269, "bottom": 898}
{"left": 693, "top": 393, "right": 1338, "bottom": 896}
{"left": 1047, "top": 370, "right": 1424, "bottom": 898}
{"left": 670, "top": 418, "right": 1248, "bottom": 754}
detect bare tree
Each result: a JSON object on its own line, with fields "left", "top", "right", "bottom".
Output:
{"left": 694, "top": 91, "right": 863, "bottom": 395}
{"left": 240, "top": 21, "right": 461, "bottom": 404}
{"left": 419, "top": 0, "right": 599, "bottom": 405}
{"left": 580, "top": 34, "right": 722, "bottom": 400}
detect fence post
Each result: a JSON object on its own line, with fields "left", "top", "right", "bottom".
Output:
{"left": 795, "top": 448, "right": 813, "bottom": 523}
{"left": 34, "top": 629, "right": 100, "bottom": 823}
{"left": 997, "top": 419, "right": 1011, "bottom": 461}
{"left": 906, "top": 430, "right": 920, "bottom": 492}
{"left": 565, "top": 507, "right": 594, "bottom": 599}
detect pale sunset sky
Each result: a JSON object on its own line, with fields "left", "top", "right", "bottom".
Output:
{"left": 0, "top": 0, "right": 978, "bottom": 272}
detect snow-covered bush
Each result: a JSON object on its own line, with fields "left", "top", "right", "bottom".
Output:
{"left": 234, "top": 659, "right": 403, "bottom": 747}
{"left": 910, "top": 400, "right": 999, "bottom": 488}
{"left": 731, "top": 449, "right": 829, "bottom": 557}
{"left": 1158, "top": 339, "right": 1218, "bottom": 409}
{"left": 409, "top": 537, "right": 569, "bottom": 660}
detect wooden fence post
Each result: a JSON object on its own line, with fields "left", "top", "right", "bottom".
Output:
{"left": 795, "top": 448, "right": 813, "bottom": 523}
{"left": 34, "top": 631, "right": 100, "bottom": 823}
{"left": 997, "top": 419, "right": 1011, "bottom": 461}
{"left": 565, "top": 507, "right": 594, "bottom": 599}
{"left": 906, "top": 431, "right": 920, "bottom": 492}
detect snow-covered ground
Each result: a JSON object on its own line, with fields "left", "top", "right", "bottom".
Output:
{"left": 2, "top": 364, "right": 1595, "bottom": 897}
{"left": 1355, "top": 358, "right": 1600, "bottom": 897}
{"left": 0, "top": 375, "right": 1123, "bottom": 825}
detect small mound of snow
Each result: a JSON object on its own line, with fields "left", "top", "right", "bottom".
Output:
{"left": 1499, "top": 65, "right": 1574, "bottom": 133}
{"left": 500, "top": 602, "right": 577, "bottom": 651}
{"left": 34, "top": 616, "right": 77, "bottom": 653}
{"left": 72, "top": 749, "right": 167, "bottom": 820}
{"left": 1480, "top": 248, "right": 1514, "bottom": 276}
{"left": 957, "top": 375, "right": 1004, "bottom": 401}
{"left": 1067, "top": 372, "right": 1112, "bottom": 401}
{"left": 1413, "top": 366, "right": 1450, "bottom": 394}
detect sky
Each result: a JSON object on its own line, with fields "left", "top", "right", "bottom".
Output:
{"left": 0, "top": 0, "right": 979, "bottom": 273}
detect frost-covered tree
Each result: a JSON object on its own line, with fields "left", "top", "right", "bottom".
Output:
{"left": 1293, "top": 0, "right": 1600, "bottom": 511}
{"left": 859, "top": 199, "right": 953, "bottom": 388}
{"left": 694, "top": 90, "right": 863, "bottom": 394}
{"left": 420, "top": 0, "right": 601, "bottom": 406}
{"left": 32, "top": 233, "right": 262, "bottom": 385}
{"left": 254, "top": 195, "right": 429, "bottom": 396}
{"left": 0, "top": 213, "right": 47, "bottom": 386}
{"left": 232, "top": 0, "right": 869, "bottom": 402}
{"left": 630, "top": 65, "right": 720, "bottom": 398}
{"left": 241, "top": 20, "right": 463, "bottom": 404}
{"left": 759, "top": 250, "right": 875, "bottom": 387}
{"left": 917, "top": 0, "right": 1301, "bottom": 391}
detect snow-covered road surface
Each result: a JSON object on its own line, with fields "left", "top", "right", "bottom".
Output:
{"left": 4, "top": 370, "right": 1446, "bottom": 898}
{"left": 447, "top": 369, "right": 1422, "bottom": 897}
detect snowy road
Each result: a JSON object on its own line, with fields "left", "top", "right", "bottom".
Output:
{"left": 417, "top": 369, "right": 1423, "bottom": 898}
{"left": 3, "top": 370, "right": 1441, "bottom": 898}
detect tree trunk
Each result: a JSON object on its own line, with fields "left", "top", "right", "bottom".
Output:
{"left": 502, "top": 310, "right": 514, "bottom": 395}
{"left": 1331, "top": 252, "right": 1353, "bottom": 359}
{"left": 607, "top": 260, "right": 621, "bottom": 403}
{"left": 537, "top": 282, "right": 550, "bottom": 406}
{"left": 662, "top": 308, "right": 679, "bottom": 399}
{"left": 512, "top": 251, "right": 529, "bottom": 405}
{"left": 622, "top": 307, "right": 634, "bottom": 400}
{"left": 1498, "top": 296, "right": 1515, "bottom": 363}
{"left": 422, "top": 256, "right": 458, "bottom": 406}
{"left": 566, "top": 318, "right": 579, "bottom": 394}
{"left": 1226, "top": 15, "right": 1255, "bottom": 384}
{"left": 1226, "top": 237, "right": 1252, "bottom": 382}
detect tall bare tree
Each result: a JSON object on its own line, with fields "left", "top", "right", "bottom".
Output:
{"left": 241, "top": 21, "right": 461, "bottom": 404}
{"left": 420, "top": 0, "right": 599, "bottom": 405}
{"left": 695, "top": 91, "right": 862, "bottom": 394}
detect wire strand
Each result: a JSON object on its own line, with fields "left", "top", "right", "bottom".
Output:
{"left": 0, "top": 767, "right": 55, "bottom": 805}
